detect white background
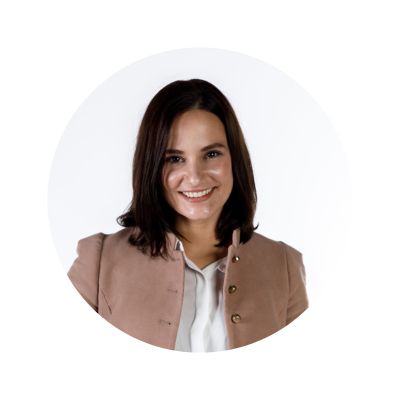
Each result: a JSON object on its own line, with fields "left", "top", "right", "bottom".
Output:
{"left": 1, "top": 1, "right": 399, "bottom": 399}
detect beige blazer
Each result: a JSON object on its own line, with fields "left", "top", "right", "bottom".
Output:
{"left": 68, "top": 227, "right": 308, "bottom": 350}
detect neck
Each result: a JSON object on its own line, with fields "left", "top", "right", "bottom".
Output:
{"left": 175, "top": 217, "right": 228, "bottom": 267}
{"left": 176, "top": 218, "right": 218, "bottom": 245}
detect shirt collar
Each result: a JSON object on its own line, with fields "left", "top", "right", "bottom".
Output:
{"left": 180, "top": 249, "right": 227, "bottom": 273}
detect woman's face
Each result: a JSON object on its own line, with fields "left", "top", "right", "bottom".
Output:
{"left": 162, "top": 109, "right": 233, "bottom": 226}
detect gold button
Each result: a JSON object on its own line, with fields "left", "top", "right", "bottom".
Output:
{"left": 231, "top": 313, "right": 241, "bottom": 324}
{"left": 232, "top": 255, "right": 240, "bottom": 263}
{"left": 228, "top": 285, "right": 237, "bottom": 294}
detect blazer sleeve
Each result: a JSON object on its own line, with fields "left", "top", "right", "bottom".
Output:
{"left": 281, "top": 242, "right": 309, "bottom": 325}
{"left": 67, "top": 233, "right": 105, "bottom": 312}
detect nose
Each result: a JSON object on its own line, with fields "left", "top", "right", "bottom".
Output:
{"left": 183, "top": 158, "right": 204, "bottom": 186}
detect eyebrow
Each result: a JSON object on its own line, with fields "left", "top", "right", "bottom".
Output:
{"left": 165, "top": 142, "right": 227, "bottom": 154}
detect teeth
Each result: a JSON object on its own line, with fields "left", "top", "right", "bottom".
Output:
{"left": 182, "top": 188, "right": 213, "bottom": 198}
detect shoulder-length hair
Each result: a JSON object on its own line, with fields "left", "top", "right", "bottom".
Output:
{"left": 117, "top": 78, "right": 257, "bottom": 259}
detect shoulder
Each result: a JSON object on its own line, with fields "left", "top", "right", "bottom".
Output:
{"left": 72, "top": 232, "right": 106, "bottom": 265}
{"left": 244, "top": 232, "right": 308, "bottom": 314}
{"left": 102, "top": 227, "right": 133, "bottom": 245}
{"left": 241, "top": 232, "right": 305, "bottom": 279}
{"left": 71, "top": 228, "right": 136, "bottom": 263}
{"left": 250, "top": 234, "right": 307, "bottom": 295}
{"left": 242, "top": 231, "right": 302, "bottom": 259}
{"left": 77, "top": 227, "right": 133, "bottom": 244}
{"left": 75, "top": 227, "right": 131, "bottom": 250}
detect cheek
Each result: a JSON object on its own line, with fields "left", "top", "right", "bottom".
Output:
{"left": 163, "top": 168, "right": 181, "bottom": 192}
{"left": 208, "top": 159, "right": 233, "bottom": 182}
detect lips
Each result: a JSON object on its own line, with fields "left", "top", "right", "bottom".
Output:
{"left": 179, "top": 187, "right": 215, "bottom": 201}
{"left": 181, "top": 187, "right": 213, "bottom": 198}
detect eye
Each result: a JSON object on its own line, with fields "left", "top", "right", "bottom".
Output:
{"left": 205, "top": 150, "right": 222, "bottom": 159}
{"left": 165, "top": 155, "right": 184, "bottom": 164}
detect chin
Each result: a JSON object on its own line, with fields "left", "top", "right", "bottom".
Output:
{"left": 177, "top": 207, "right": 221, "bottom": 223}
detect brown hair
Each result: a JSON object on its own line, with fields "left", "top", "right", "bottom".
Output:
{"left": 117, "top": 79, "right": 257, "bottom": 259}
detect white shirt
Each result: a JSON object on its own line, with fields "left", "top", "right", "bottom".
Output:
{"left": 174, "top": 239, "right": 228, "bottom": 352}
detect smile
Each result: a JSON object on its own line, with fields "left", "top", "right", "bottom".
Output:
{"left": 180, "top": 187, "right": 214, "bottom": 198}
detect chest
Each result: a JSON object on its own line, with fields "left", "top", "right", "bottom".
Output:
{"left": 97, "top": 249, "right": 290, "bottom": 349}
{"left": 183, "top": 246, "right": 228, "bottom": 270}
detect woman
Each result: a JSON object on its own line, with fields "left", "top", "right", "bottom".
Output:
{"left": 68, "top": 79, "right": 308, "bottom": 351}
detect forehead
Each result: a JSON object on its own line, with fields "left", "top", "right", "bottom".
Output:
{"left": 167, "top": 109, "right": 227, "bottom": 147}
